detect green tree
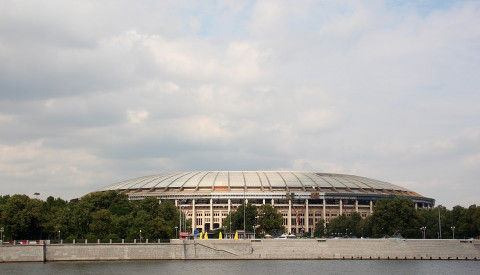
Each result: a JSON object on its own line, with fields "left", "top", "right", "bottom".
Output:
{"left": 327, "top": 214, "right": 348, "bottom": 236}
{"left": 357, "top": 215, "right": 373, "bottom": 237}
{"left": 314, "top": 218, "right": 325, "bottom": 237}
{"left": 372, "top": 197, "right": 420, "bottom": 238}
{"left": 1, "top": 195, "right": 44, "bottom": 240}
{"left": 70, "top": 199, "right": 93, "bottom": 239}
{"left": 223, "top": 203, "right": 257, "bottom": 233}
{"left": 257, "top": 204, "right": 284, "bottom": 236}
{"left": 41, "top": 201, "right": 70, "bottom": 240}
{"left": 347, "top": 212, "right": 362, "bottom": 237}
{"left": 89, "top": 209, "right": 112, "bottom": 239}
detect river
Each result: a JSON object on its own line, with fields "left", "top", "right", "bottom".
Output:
{"left": 1, "top": 260, "right": 479, "bottom": 275}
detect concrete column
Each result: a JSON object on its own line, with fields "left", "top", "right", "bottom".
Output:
{"left": 219, "top": 210, "right": 223, "bottom": 229}
{"left": 322, "top": 199, "right": 326, "bottom": 219}
{"left": 355, "top": 200, "right": 358, "bottom": 212}
{"left": 175, "top": 199, "right": 178, "bottom": 207}
{"left": 369, "top": 200, "right": 373, "bottom": 214}
{"left": 288, "top": 200, "right": 292, "bottom": 234}
{"left": 192, "top": 199, "right": 196, "bottom": 234}
{"left": 305, "top": 199, "right": 309, "bottom": 234}
{"left": 339, "top": 199, "right": 343, "bottom": 215}
{"left": 202, "top": 211, "right": 205, "bottom": 233}
{"left": 210, "top": 199, "right": 214, "bottom": 230}
{"left": 263, "top": 199, "right": 265, "bottom": 205}
{"left": 415, "top": 202, "right": 418, "bottom": 210}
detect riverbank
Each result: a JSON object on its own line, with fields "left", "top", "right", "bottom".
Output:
{"left": 1, "top": 239, "right": 479, "bottom": 262}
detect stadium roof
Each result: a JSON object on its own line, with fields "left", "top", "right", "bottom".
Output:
{"left": 97, "top": 171, "right": 426, "bottom": 198}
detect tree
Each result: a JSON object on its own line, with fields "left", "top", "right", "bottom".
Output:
{"left": 372, "top": 197, "right": 420, "bottom": 238}
{"left": 257, "top": 204, "right": 283, "bottom": 236}
{"left": 327, "top": 214, "right": 348, "bottom": 236}
{"left": 314, "top": 218, "right": 325, "bottom": 237}
{"left": 70, "top": 199, "right": 93, "bottom": 239}
{"left": 41, "top": 200, "right": 70, "bottom": 240}
{"left": 223, "top": 203, "right": 257, "bottom": 233}
{"left": 89, "top": 209, "right": 112, "bottom": 239}
{"left": 1, "top": 195, "right": 44, "bottom": 240}
{"left": 357, "top": 215, "right": 373, "bottom": 237}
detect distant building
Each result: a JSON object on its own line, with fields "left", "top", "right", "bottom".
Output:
{"left": 95, "top": 171, "right": 435, "bottom": 234}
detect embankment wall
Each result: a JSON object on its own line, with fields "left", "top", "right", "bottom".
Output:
{"left": 1, "top": 239, "right": 479, "bottom": 262}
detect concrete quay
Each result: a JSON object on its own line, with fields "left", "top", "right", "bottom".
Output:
{"left": 1, "top": 239, "right": 479, "bottom": 262}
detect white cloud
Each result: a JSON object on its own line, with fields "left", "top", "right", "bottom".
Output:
{"left": 0, "top": 1, "right": 479, "bottom": 208}
{"left": 298, "top": 109, "right": 339, "bottom": 133}
{"left": 127, "top": 110, "right": 149, "bottom": 124}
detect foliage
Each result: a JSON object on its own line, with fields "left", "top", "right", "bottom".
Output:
{"left": 0, "top": 191, "right": 180, "bottom": 241}
{"left": 326, "top": 212, "right": 362, "bottom": 237}
{"left": 257, "top": 204, "right": 284, "bottom": 236}
{"left": 1, "top": 195, "right": 44, "bottom": 240}
{"left": 314, "top": 218, "right": 325, "bottom": 237}
{"left": 371, "top": 197, "right": 420, "bottom": 238}
{"left": 1, "top": 192, "right": 479, "bottom": 241}
{"left": 223, "top": 203, "right": 257, "bottom": 233}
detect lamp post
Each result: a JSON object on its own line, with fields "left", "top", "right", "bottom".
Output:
{"left": 229, "top": 221, "right": 232, "bottom": 239}
{"left": 139, "top": 230, "right": 142, "bottom": 243}
{"left": 0, "top": 227, "right": 4, "bottom": 245}
{"left": 451, "top": 226, "right": 455, "bottom": 239}
{"left": 420, "top": 226, "right": 426, "bottom": 239}
{"left": 179, "top": 202, "right": 182, "bottom": 235}
{"left": 179, "top": 200, "right": 186, "bottom": 235}
{"left": 175, "top": 226, "right": 178, "bottom": 239}
{"left": 223, "top": 226, "right": 226, "bottom": 239}
{"left": 243, "top": 194, "right": 246, "bottom": 239}
{"left": 253, "top": 225, "right": 256, "bottom": 239}
{"left": 58, "top": 230, "right": 61, "bottom": 242}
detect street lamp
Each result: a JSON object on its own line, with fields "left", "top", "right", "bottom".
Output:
{"left": 451, "top": 226, "right": 455, "bottom": 239}
{"left": 420, "top": 226, "right": 426, "bottom": 239}
{"left": 179, "top": 202, "right": 182, "bottom": 235}
{"left": 175, "top": 226, "right": 178, "bottom": 239}
{"left": 58, "top": 230, "right": 61, "bottom": 242}
{"left": 0, "top": 227, "right": 4, "bottom": 245}
{"left": 253, "top": 225, "right": 256, "bottom": 239}
{"left": 178, "top": 200, "right": 186, "bottom": 235}
{"left": 243, "top": 201, "right": 246, "bottom": 239}
{"left": 223, "top": 226, "right": 226, "bottom": 239}
{"left": 229, "top": 221, "right": 232, "bottom": 239}
{"left": 139, "top": 230, "right": 142, "bottom": 243}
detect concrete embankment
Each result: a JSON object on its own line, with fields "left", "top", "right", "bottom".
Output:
{"left": 1, "top": 239, "right": 479, "bottom": 262}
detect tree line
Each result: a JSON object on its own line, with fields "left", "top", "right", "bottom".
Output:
{"left": 0, "top": 191, "right": 180, "bottom": 241}
{"left": 1, "top": 193, "right": 479, "bottom": 240}
{"left": 314, "top": 197, "right": 480, "bottom": 239}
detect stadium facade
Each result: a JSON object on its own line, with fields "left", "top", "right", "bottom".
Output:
{"left": 97, "top": 171, "right": 435, "bottom": 234}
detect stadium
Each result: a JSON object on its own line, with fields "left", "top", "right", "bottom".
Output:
{"left": 96, "top": 171, "right": 435, "bottom": 235}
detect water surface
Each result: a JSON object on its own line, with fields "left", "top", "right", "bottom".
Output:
{"left": 1, "top": 260, "right": 479, "bottom": 275}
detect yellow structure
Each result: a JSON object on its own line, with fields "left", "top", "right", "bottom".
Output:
{"left": 219, "top": 232, "right": 223, "bottom": 240}
{"left": 234, "top": 232, "right": 238, "bottom": 240}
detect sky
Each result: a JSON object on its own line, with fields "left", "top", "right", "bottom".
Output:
{"left": 0, "top": 0, "right": 479, "bottom": 208}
